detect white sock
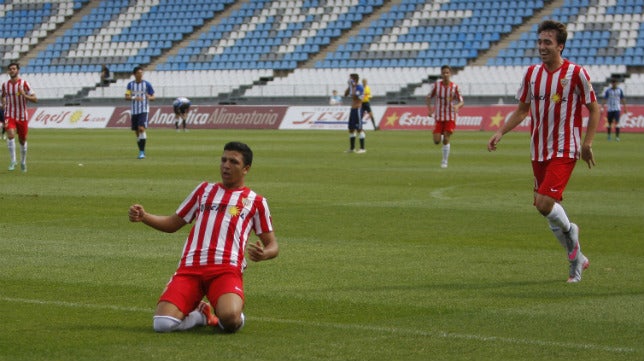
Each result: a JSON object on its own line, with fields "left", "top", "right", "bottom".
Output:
{"left": 7, "top": 138, "right": 16, "bottom": 163}
{"left": 442, "top": 144, "right": 450, "bottom": 163}
{"left": 152, "top": 309, "right": 206, "bottom": 333}
{"left": 545, "top": 203, "right": 571, "bottom": 232}
{"left": 176, "top": 309, "right": 207, "bottom": 330}
{"left": 138, "top": 131, "right": 147, "bottom": 140}
{"left": 20, "top": 142, "right": 27, "bottom": 165}
{"left": 546, "top": 203, "right": 573, "bottom": 252}
{"left": 548, "top": 224, "right": 568, "bottom": 250}
{"left": 153, "top": 315, "right": 181, "bottom": 333}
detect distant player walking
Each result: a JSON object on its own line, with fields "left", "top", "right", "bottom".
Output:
{"left": 125, "top": 66, "right": 155, "bottom": 159}
{"left": 426, "top": 65, "right": 464, "bottom": 168}
{"left": 2, "top": 63, "right": 37, "bottom": 172}
{"left": 488, "top": 20, "right": 599, "bottom": 283}
{"left": 602, "top": 78, "right": 626, "bottom": 141}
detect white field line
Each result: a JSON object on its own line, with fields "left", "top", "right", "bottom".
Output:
{"left": 1, "top": 296, "right": 636, "bottom": 354}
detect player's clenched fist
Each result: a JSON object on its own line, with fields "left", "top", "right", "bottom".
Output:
{"left": 129, "top": 204, "right": 145, "bottom": 222}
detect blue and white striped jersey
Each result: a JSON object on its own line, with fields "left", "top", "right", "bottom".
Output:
{"left": 604, "top": 87, "right": 624, "bottom": 112}
{"left": 126, "top": 80, "right": 155, "bottom": 114}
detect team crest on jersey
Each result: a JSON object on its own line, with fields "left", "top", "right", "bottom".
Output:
{"left": 242, "top": 197, "right": 251, "bottom": 207}
{"left": 228, "top": 206, "right": 240, "bottom": 216}
{"left": 560, "top": 78, "right": 569, "bottom": 87}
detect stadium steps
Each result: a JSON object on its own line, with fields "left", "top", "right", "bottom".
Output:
{"left": 226, "top": 1, "right": 397, "bottom": 101}
{"left": 385, "top": 86, "right": 422, "bottom": 104}
{"left": 63, "top": 85, "right": 95, "bottom": 105}
{"left": 147, "top": 0, "right": 245, "bottom": 72}
{"left": 302, "top": 0, "right": 396, "bottom": 69}
{"left": 238, "top": 1, "right": 399, "bottom": 100}
{"left": 470, "top": 0, "right": 566, "bottom": 67}
{"left": 222, "top": 71, "right": 277, "bottom": 104}
{"left": 19, "top": 1, "right": 102, "bottom": 70}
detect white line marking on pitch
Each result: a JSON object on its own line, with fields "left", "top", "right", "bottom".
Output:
{"left": 1, "top": 296, "right": 635, "bottom": 354}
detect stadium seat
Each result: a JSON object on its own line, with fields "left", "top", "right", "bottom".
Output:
{"left": 8, "top": 0, "right": 644, "bottom": 99}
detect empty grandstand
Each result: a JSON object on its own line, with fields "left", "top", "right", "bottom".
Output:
{"left": 1, "top": 0, "right": 642, "bottom": 105}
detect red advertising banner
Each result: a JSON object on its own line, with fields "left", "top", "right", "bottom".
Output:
{"left": 379, "top": 105, "right": 644, "bottom": 132}
{"left": 107, "top": 105, "right": 287, "bottom": 129}
{"left": 379, "top": 106, "right": 487, "bottom": 131}
{"left": 613, "top": 106, "right": 644, "bottom": 132}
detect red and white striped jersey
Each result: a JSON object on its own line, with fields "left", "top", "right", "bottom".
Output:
{"left": 517, "top": 60, "right": 597, "bottom": 161}
{"left": 427, "top": 80, "right": 463, "bottom": 122}
{"left": 175, "top": 182, "right": 273, "bottom": 270}
{"left": 1, "top": 78, "right": 33, "bottom": 121}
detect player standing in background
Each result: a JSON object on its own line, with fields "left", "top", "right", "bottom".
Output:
{"left": 173, "top": 96, "right": 191, "bottom": 132}
{"left": 344, "top": 73, "right": 366, "bottom": 153}
{"left": 125, "top": 66, "right": 155, "bottom": 159}
{"left": 129, "top": 141, "right": 279, "bottom": 333}
{"left": 361, "top": 78, "right": 378, "bottom": 130}
{"left": 487, "top": 20, "right": 599, "bottom": 283}
{"left": 2, "top": 63, "right": 37, "bottom": 172}
{"left": 602, "top": 78, "right": 626, "bottom": 141}
{"left": 426, "top": 65, "right": 464, "bottom": 168}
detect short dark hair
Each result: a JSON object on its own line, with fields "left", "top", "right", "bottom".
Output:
{"left": 224, "top": 141, "right": 253, "bottom": 166}
{"left": 440, "top": 65, "right": 452, "bottom": 71}
{"left": 350, "top": 73, "right": 359, "bottom": 82}
{"left": 8, "top": 62, "right": 20, "bottom": 70}
{"left": 538, "top": 20, "right": 567, "bottom": 50}
{"left": 132, "top": 66, "right": 143, "bottom": 74}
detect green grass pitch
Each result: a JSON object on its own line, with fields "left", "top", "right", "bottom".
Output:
{"left": 0, "top": 129, "right": 642, "bottom": 361}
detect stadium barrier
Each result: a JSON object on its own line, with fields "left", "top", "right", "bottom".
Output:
{"left": 27, "top": 105, "right": 644, "bottom": 132}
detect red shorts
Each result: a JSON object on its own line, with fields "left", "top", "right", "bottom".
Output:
{"left": 158, "top": 265, "right": 244, "bottom": 316}
{"left": 5, "top": 117, "right": 28, "bottom": 139}
{"left": 433, "top": 120, "right": 455, "bottom": 134}
{"left": 532, "top": 158, "right": 576, "bottom": 201}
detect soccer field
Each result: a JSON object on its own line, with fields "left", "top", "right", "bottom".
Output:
{"left": 0, "top": 129, "right": 642, "bottom": 361}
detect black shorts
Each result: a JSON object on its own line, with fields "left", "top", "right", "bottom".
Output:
{"left": 348, "top": 108, "right": 363, "bottom": 131}
{"left": 361, "top": 102, "right": 372, "bottom": 115}
{"left": 174, "top": 103, "right": 190, "bottom": 115}
{"left": 131, "top": 113, "right": 148, "bottom": 130}
{"left": 607, "top": 111, "right": 620, "bottom": 124}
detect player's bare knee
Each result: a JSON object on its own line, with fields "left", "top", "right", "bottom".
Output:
{"left": 217, "top": 311, "right": 244, "bottom": 333}
{"left": 534, "top": 199, "right": 553, "bottom": 216}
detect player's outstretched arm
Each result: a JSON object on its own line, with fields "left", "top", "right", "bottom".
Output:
{"left": 129, "top": 204, "right": 186, "bottom": 233}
